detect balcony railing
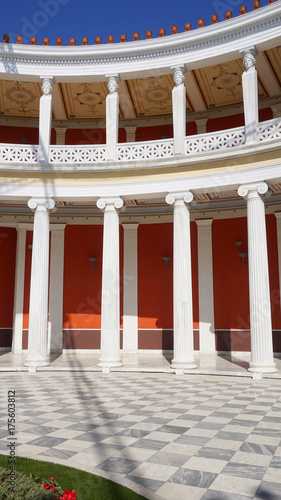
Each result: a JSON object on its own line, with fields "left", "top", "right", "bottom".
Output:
{"left": 0, "top": 118, "right": 280, "bottom": 166}
{"left": 185, "top": 126, "right": 245, "bottom": 154}
{"left": 117, "top": 138, "right": 174, "bottom": 161}
{"left": 49, "top": 145, "right": 106, "bottom": 163}
{"left": 257, "top": 117, "right": 281, "bottom": 141}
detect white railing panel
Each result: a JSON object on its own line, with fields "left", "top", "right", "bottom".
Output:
{"left": 185, "top": 127, "right": 245, "bottom": 154}
{"left": 0, "top": 144, "right": 38, "bottom": 163}
{"left": 0, "top": 119, "right": 280, "bottom": 167}
{"left": 117, "top": 138, "right": 174, "bottom": 162}
{"left": 49, "top": 145, "right": 106, "bottom": 163}
{"left": 257, "top": 117, "right": 281, "bottom": 142}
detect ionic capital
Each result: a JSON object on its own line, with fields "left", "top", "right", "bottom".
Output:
{"left": 166, "top": 191, "right": 193, "bottom": 207}
{"left": 97, "top": 197, "right": 124, "bottom": 212}
{"left": 171, "top": 66, "right": 185, "bottom": 87}
{"left": 238, "top": 182, "right": 268, "bottom": 201}
{"left": 28, "top": 197, "right": 56, "bottom": 212}
{"left": 240, "top": 47, "right": 257, "bottom": 73}
{"left": 40, "top": 77, "right": 53, "bottom": 96}
{"left": 106, "top": 74, "right": 119, "bottom": 94}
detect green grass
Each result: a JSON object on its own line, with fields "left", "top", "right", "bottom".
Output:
{"left": 0, "top": 454, "right": 146, "bottom": 500}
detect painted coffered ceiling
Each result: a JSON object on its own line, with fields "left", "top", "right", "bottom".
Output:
{"left": 0, "top": 49, "right": 280, "bottom": 122}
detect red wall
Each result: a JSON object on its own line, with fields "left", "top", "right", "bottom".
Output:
{"left": 136, "top": 122, "right": 197, "bottom": 142}
{"left": 266, "top": 214, "right": 281, "bottom": 330}
{"left": 0, "top": 126, "right": 39, "bottom": 144}
{"left": 0, "top": 228, "right": 16, "bottom": 327}
{"left": 65, "top": 128, "right": 126, "bottom": 145}
{"left": 63, "top": 225, "right": 123, "bottom": 330}
{"left": 138, "top": 222, "right": 199, "bottom": 329}
{"left": 207, "top": 108, "right": 273, "bottom": 133}
{"left": 213, "top": 217, "right": 250, "bottom": 330}
{"left": 213, "top": 215, "right": 280, "bottom": 331}
{"left": 22, "top": 231, "right": 33, "bottom": 331}
{"left": 0, "top": 109, "right": 273, "bottom": 145}
{"left": 63, "top": 225, "right": 103, "bottom": 329}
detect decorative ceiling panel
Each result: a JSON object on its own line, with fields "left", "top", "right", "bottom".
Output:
{"left": 192, "top": 60, "right": 268, "bottom": 109}
{"left": 61, "top": 82, "right": 109, "bottom": 119}
{"left": 126, "top": 75, "right": 193, "bottom": 117}
{"left": 0, "top": 81, "right": 40, "bottom": 117}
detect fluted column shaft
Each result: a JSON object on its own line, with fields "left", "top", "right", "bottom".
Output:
{"left": 12, "top": 224, "right": 30, "bottom": 353}
{"left": 238, "top": 183, "right": 277, "bottom": 373}
{"left": 25, "top": 198, "right": 55, "bottom": 368}
{"left": 166, "top": 192, "right": 197, "bottom": 370}
{"left": 97, "top": 197, "right": 123, "bottom": 369}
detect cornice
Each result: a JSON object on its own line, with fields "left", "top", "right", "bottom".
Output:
{"left": 0, "top": 4, "right": 280, "bottom": 80}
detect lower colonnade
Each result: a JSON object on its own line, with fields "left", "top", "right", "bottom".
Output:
{"left": 3, "top": 181, "right": 280, "bottom": 376}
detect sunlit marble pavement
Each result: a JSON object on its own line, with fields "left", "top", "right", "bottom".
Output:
{"left": 0, "top": 372, "right": 280, "bottom": 500}
{"left": 0, "top": 351, "right": 281, "bottom": 378}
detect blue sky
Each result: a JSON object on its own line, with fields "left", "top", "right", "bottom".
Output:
{"left": 3, "top": 0, "right": 270, "bottom": 45}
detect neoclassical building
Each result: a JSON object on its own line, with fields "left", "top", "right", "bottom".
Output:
{"left": 0, "top": 3, "right": 280, "bottom": 373}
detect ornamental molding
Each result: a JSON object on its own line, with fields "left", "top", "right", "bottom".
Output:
{"left": 0, "top": 5, "right": 280, "bottom": 78}
{"left": 96, "top": 197, "right": 124, "bottom": 212}
{"left": 166, "top": 192, "right": 194, "bottom": 206}
{"left": 27, "top": 197, "right": 56, "bottom": 212}
{"left": 238, "top": 181, "right": 269, "bottom": 199}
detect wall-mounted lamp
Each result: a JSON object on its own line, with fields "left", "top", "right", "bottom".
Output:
{"left": 162, "top": 256, "right": 170, "bottom": 269}
{"left": 89, "top": 257, "right": 97, "bottom": 270}
{"left": 239, "top": 252, "right": 248, "bottom": 266}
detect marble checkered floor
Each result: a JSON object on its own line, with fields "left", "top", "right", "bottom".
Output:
{"left": 0, "top": 373, "right": 280, "bottom": 500}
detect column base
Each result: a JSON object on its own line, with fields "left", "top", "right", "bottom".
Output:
{"left": 171, "top": 359, "right": 197, "bottom": 370}
{"left": 24, "top": 358, "right": 50, "bottom": 368}
{"left": 248, "top": 362, "right": 277, "bottom": 373}
{"left": 97, "top": 359, "right": 123, "bottom": 368}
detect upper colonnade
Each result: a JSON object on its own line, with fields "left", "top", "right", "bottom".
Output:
{"left": 0, "top": 3, "right": 280, "bottom": 80}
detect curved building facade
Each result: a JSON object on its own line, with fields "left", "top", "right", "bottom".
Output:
{"left": 0, "top": 2, "right": 281, "bottom": 373}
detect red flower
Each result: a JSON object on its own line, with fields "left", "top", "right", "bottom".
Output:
{"left": 61, "top": 490, "right": 77, "bottom": 500}
{"left": 50, "top": 477, "right": 55, "bottom": 481}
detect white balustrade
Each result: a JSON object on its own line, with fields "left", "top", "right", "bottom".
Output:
{"left": 117, "top": 138, "right": 174, "bottom": 161}
{"left": 0, "top": 118, "right": 280, "bottom": 166}
{"left": 49, "top": 145, "right": 106, "bottom": 163}
{"left": 257, "top": 118, "right": 281, "bottom": 142}
{"left": 0, "top": 145, "right": 38, "bottom": 163}
{"left": 185, "top": 126, "right": 245, "bottom": 154}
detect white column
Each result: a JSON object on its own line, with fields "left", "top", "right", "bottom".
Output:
{"left": 275, "top": 212, "right": 281, "bottom": 326}
{"left": 195, "top": 118, "right": 208, "bottom": 135}
{"left": 39, "top": 77, "right": 53, "bottom": 163}
{"left": 172, "top": 66, "right": 186, "bottom": 156}
{"left": 12, "top": 224, "right": 30, "bottom": 353}
{"left": 97, "top": 197, "right": 123, "bottom": 371}
{"left": 125, "top": 126, "right": 137, "bottom": 143}
{"left": 105, "top": 75, "right": 119, "bottom": 162}
{"left": 25, "top": 198, "right": 55, "bottom": 370}
{"left": 55, "top": 127, "right": 67, "bottom": 145}
{"left": 166, "top": 192, "right": 197, "bottom": 371}
{"left": 122, "top": 223, "right": 139, "bottom": 352}
{"left": 271, "top": 104, "right": 281, "bottom": 119}
{"left": 240, "top": 48, "right": 258, "bottom": 144}
{"left": 48, "top": 224, "right": 66, "bottom": 353}
{"left": 238, "top": 183, "right": 277, "bottom": 373}
{"left": 196, "top": 219, "right": 216, "bottom": 353}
